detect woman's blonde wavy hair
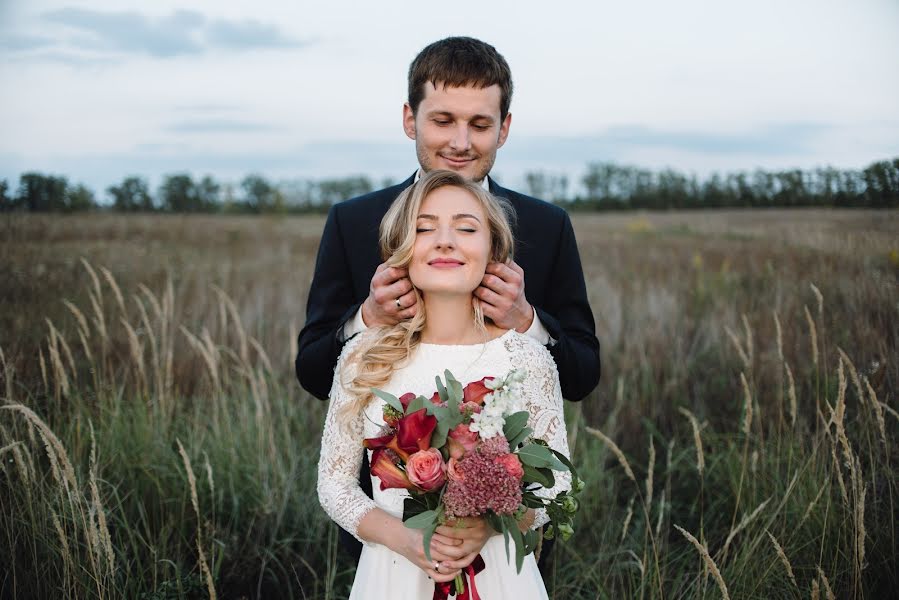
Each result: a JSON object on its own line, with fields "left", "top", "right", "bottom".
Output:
{"left": 340, "top": 170, "right": 515, "bottom": 422}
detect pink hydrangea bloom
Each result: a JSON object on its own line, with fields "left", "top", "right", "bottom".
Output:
{"left": 443, "top": 450, "right": 522, "bottom": 518}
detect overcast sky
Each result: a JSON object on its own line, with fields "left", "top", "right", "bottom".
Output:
{"left": 2, "top": 0, "right": 898, "bottom": 195}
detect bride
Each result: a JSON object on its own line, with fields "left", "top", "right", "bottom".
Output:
{"left": 317, "top": 170, "right": 571, "bottom": 599}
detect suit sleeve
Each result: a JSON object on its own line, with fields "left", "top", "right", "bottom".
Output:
{"left": 533, "top": 212, "right": 600, "bottom": 402}
{"left": 296, "top": 204, "right": 360, "bottom": 400}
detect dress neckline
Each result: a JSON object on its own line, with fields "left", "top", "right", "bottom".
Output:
{"left": 417, "top": 329, "right": 514, "bottom": 349}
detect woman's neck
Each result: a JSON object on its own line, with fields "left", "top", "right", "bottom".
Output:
{"left": 419, "top": 294, "right": 492, "bottom": 345}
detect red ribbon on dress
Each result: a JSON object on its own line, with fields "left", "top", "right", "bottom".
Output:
{"left": 433, "top": 554, "right": 486, "bottom": 600}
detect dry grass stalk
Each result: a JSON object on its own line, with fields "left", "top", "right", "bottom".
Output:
{"left": 674, "top": 524, "right": 730, "bottom": 600}
{"left": 811, "top": 579, "right": 820, "bottom": 600}
{"left": 89, "top": 423, "right": 116, "bottom": 576}
{"left": 765, "top": 530, "right": 797, "bottom": 588}
{"left": 828, "top": 436, "right": 849, "bottom": 506}
{"left": 784, "top": 362, "right": 797, "bottom": 427}
{"left": 249, "top": 336, "right": 274, "bottom": 375}
{"left": 724, "top": 325, "right": 750, "bottom": 370}
{"left": 740, "top": 372, "right": 753, "bottom": 436}
{"left": 50, "top": 509, "right": 73, "bottom": 579}
{"left": 0, "top": 440, "right": 23, "bottom": 456}
{"left": 722, "top": 497, "right": 771, "bottom": 557}
{"left": 817, "top": 567, "right": 835, "bottom": 600}
{"left": 837, "top": 348, "right": 865, "bottom": 407}
{"left": 134, "top": 295, "right": 163, "bottom": 400}
{"left": 741, "top": 314, "right": 754, "bottom": 366}
{"left": 856, "top": 478, "right": 867, "bottom": 574}
{"left": 89, "top": 292, "right": 108, "bottom": 347}
{"left": 77, "top": 330, "right": 93, "bottom": 370}
{"left": 833, "top": 359, "right": 855, "bottom": 485}
{"left": 213, "top": 286, "right": 248, "bottom": 364}
{"left": 586, "top": 426, "right": 636, "bottom": 482}
{"left": 79, "top": 257, "right": 102, "bottom": 301}
{"left": 654, "top": 489, "right": 665, "bottom": 538}
{"left": 863, "top": 377, "right": 887, "bottom": 448}
{"left": 679, "top": 407, "right": 705, "bottom": 476}
{"left": 0, "top": 345, "right": 12, "bottom": 403}
{"left": 804, "top": 305, "right": 819, "bottom": 368}
{"left": 2, "top": 405, "right": 78, "bottom": 507}
{"left": 99, "top": 266, "right": 127, "bottom": 317}
{"left": 646, "top": 435, "right": 655, "bottom": 509}
{"left": 773, "top": 310, "right": 783, "bottom": 363}
{"left": 177, "top": 439, "right": 216, "bottom": 600}
{"left": 181, "top": 326, "right": 221, "bottom": 392}
{"left": 121, "top": 317, "right": 147, "bottom": 394}
{"left": 621, "top": 496, "right": 635, "bottom": 542}
{"left": 45, "top": 322, "right": 70, "bottom": 398}
{"left": 38, "top": 348, "right": 48, "bottom": 394}
{"left": 810, "top": 282, "right": 824, "bottom": 319}
{"left": 801, "top": 483, "right": 827, "bottom": 526}
{"left": 63, "top": 299, "right": 90, "bottom": 340}
{"left": 138, "top": 283, "right": 163, "bottom": 323}
{"left": 882, "top": 401, "right": 899, "bottom": 423}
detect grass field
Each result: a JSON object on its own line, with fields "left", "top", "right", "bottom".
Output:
{"left": 1, "top": 209, "right": 896, "bottom": 599}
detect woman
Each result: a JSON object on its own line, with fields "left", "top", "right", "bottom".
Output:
{"left": 317, "top": 170, "right": 570, "bottom": 598}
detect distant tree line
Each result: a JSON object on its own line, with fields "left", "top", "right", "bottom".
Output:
{"left": 1, "top": 158, "right": 897, "bottom": 214}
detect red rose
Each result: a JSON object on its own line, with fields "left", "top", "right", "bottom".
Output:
{"left": 447, "top": 423, "right": 480, "bottom": 459}
{"left": 463, "top": 377, "right": 495, "bottom": 405}
{"left": 370, "top": 448, "right": 416, "bottom": 491}
{"left": 494, "top": 453, "right": 524, "bottom": 480}
{"left": 406, "top": 448, "right": 446, "bottom": 492}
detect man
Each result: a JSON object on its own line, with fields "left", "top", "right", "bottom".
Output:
{"left": 297, "top": 36, "right": 600, "bottom": 570}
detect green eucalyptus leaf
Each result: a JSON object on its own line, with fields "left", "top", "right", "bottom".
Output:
{"left": 435, "top": 376, "right": 448, "bottom": 403}
{"left": 522, "top": 463, "right": 555, "bottom": 488}
{"left": 404, "top": 509, "right": 439, "bottom": 529}
{"left": 502, "top": 411, "right": 529, "bottom": 440}
{"left": 431, "top": 421, "right": 450, "bottom": 449}
{"left": 550, "top": 448, "right": 580, "bottom": 482}
{"left": 507, "top": 426, "right": 533, "bottom": 450}
{"left": 405, "top": 395, "right": 427, "bottom": 415}
{"left": 372, "top": 388, "right": 404, "bottom": 412}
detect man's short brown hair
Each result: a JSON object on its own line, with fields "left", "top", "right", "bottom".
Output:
{"left": 407, "top": 37, "right": 513, "bottom": 121}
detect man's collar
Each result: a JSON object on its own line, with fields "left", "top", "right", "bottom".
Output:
{"left": 413, "top": 169, "right": 491, "bottom": 191}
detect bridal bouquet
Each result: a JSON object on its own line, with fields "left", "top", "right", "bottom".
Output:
{"left": 363, "top": 369, "right": 582, "bottom": 598}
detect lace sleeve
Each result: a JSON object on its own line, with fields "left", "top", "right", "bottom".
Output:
{"left": 509, "top": 334, "right": 572, "bottom": 530}
{"left": 316, "top": 338, "right": 379, "bottom": 545}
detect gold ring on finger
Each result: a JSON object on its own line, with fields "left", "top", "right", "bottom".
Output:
{"left": 395, "top": 298, "right": 402, "bottom": 309}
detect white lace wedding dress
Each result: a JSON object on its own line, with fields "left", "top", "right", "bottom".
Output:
{"left": 317, "top": 329, "right": 571, "bottom": 599}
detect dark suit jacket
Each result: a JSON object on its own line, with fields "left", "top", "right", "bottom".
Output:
{"left": 296, "top": 174, "right": 600, "bottom": 402}
{"left": 296, "top": 174, "right": 600, "bottom": 567}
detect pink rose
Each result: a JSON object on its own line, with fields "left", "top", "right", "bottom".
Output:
{"left": 494, "top": 453, "right": 524, "bottom": 480}
{"left": 447, "top": 423, "right": 480, "bottom": 459}
{"left": 446, "top": 456, "right": 465, "bottom": 482}
{"left": 406, "top": 448, "right": 446, "bottom": 492}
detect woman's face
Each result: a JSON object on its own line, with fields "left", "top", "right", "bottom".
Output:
{"left": 409, "top": 186, "right": 491, "bottom": 297}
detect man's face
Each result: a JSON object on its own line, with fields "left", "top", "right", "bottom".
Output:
{"left": 403, "top": 82, "right": 511, "bottom": 183}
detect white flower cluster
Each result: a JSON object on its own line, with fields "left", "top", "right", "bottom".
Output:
{"left": 469, "top": 369, "right": 527, "bottom": 439}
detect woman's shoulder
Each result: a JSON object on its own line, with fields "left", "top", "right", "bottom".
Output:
{"left": 501, "top": 331, "right": 558, "bottom": 375}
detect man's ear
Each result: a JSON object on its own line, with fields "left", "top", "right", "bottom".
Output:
{"left": 402, "top": 103, "right": 417, "bottom": 140}
{"left": 496, "top": 112, "right": 512, "bottom": 149}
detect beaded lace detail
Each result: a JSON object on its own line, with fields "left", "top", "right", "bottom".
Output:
{"left": 316, "top": 330, "right": 571, "bottom": 545}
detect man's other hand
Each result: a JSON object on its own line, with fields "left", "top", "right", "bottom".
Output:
{"left": 474, "top": 260, "right": 534, "bottom": 333}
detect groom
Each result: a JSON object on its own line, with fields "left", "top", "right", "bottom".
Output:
{"left": 297, "top": 36, "right": 600, "bottom": 570}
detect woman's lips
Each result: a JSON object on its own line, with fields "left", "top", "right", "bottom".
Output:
{"left": 428, "top": 259, "right": 464, "bottom": 268}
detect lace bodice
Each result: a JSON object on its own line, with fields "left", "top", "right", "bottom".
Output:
{"left": 316, "top": 329, "right": 571, "bottom": 546}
